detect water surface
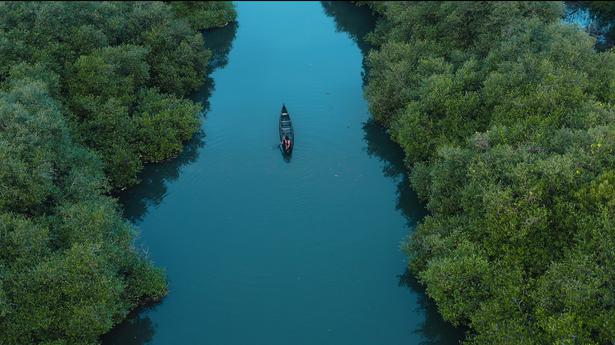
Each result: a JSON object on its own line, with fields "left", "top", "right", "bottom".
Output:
{"left": 564, "top": 1, "right": 615, "bottom": 50}
{"left": 104, "top": 2, "right": 462, "bottom": 344}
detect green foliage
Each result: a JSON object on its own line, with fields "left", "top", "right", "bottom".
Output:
{"left": 65, "top": 44, "right": 149, "bottom": 187}
{"left": 7, "top": 63, "right": 61, "bottom": 98}
{"left": 3, "top": 243, "right": 126, "bottom": 345}
{"left": 365, "top": 1, "right": 615, "bottom": 344}
{"left": 142, "top": 20, "right": 210, "bottom": 97}
{"left": 0, "top": 1, "right": 235, "bottom": 189}
{"left": 0, "top": 80, "right": 164, "bottom": 345}
{"left": 0, "top": 2, "right": 235, "bottom": 344}
{"left": 135, "top": 88, "right": 202, "bottom": 162}
{"left": 0, "top": 80, "right": 103, "bottom": 215}
{"left": 170, "top": 1, "right": 237, "bottom": 30}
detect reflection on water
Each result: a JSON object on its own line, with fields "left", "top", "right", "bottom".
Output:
{"left": 204, "top": 22, "right": 239, "bottom": 71}
{"left": 282, "top": 152, "right": 292, "bottom": 163}
{"left": 194, "top": 21, "right": 239, "bottom": 114}
{"left": 102, "top": 303, "right": 160, "bottom": 345}
{"left": 105, "top": 22, "right": 238, "bottom": 345}
{"left": 398, "top": 271, "right": 467, "bottom": 345}
{"left": 321, "top": 1, "right": 375, "bottom": 56}
{"left": 323, "top": 2, "right": 461, "bottom": 344}
{"left": 362, "top": 120, "right": 427, "bottom": 227}
{"left": 321, "top": 1, "right": 375, "bottom": 86}
{"left": 117, "top": 22, "right": 238, "bottom": 224}
{"left": 118, "top": 131, "right": 205, "bottom": 224}
{"left": 362, "top": 120, "right": 462, "bottom": 344}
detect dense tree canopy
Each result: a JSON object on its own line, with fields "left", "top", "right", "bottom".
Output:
{"left": 169, "top": 1, "right": 236, "bottom": 31}
{"left": 363, "top": 1, "right": 615, "bottom": 344}
{"left": 0, "top": 1, "right": 231, "bottom": 189}
{"left": 0, "top": 2, "right": 235, "bottom": 344}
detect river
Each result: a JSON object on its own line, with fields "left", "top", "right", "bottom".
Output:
{"left": 103, "top": 2, "right": 462, "bottom": 344}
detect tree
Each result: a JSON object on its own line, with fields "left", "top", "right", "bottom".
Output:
{"left": 364, "top": 2, "right": 615, "bottom": 343}
{"left": 135, "top": 88, "right": 202, "bottom": 162}
{"left": 0, "top": 2, "right": 236, "bottom": 344}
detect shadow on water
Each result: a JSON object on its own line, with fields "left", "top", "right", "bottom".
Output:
{"left": 321, "top": 1, "right": 375, "bottom": 56}
{"left": 361, "top": 101, "right": 463, "bottom": 345}
{"left": 322, "top": 2, "right": 463, "bottom": 344}
{"left": 101, "top": 302, "right": 162, "bottom": 345}
{"left": 117, "top": 21, "right": 238, "bottom": 224}
{"left": 194, "top": 21, "right": 239, "bottom": 113}
{"left": 320, "top": 1, "right": 375, "bottom": 86}
{"left": 362, "top": 120, "right": 427, "bottom": 227}
{"left": 398, "top": 271, "right": 467, "bottom": 345}
{"left": 117, "top": 131, "right": 205, "bottom": 224}
{"left": 104, "top": 22, "right": 238, "bottom": 345}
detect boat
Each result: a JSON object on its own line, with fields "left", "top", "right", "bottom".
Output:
{"left": 279, "top": 104, "right": 294, "bottom": 154}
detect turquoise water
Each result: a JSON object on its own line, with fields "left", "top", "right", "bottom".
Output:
{"left": 104, "top": 2, "right": 462, "bottom": 344}
{"left": 564, "top": 1, "right": 614, "bottom": 50}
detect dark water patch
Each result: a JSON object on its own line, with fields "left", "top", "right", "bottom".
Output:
{"left": 117, "top": 22, "right": 237, "bottom": 224}
{"left": 398, "top": 271, "right": 467, "bottom": 345}
{"left": 321, "top": 1, "right": 376, "bottom": 86}
{"left": 361, "top": 120, "right": 427, "bottom": 227}
{"left": 102, "top": 302, "right": 161, "bottom": 345}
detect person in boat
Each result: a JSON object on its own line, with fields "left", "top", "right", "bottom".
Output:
{"left": 283, "top": 135, "right": 291, "bottom": 151}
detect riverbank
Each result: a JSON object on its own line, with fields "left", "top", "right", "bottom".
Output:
{"left": 361, "top": 2, "right": 615, "bottom": 344}
{"left": 0, "top": 2, "right": 235, "bottom": 344}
